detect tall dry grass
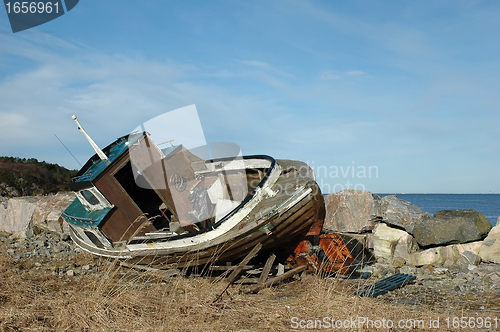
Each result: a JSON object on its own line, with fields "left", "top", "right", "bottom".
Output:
{"left": 0, "top": 243, "right": 482, "bottom": 331}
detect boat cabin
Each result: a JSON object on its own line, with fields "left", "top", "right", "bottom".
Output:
{"left": 62, "top": 132, "right": 270, "bottom": 250}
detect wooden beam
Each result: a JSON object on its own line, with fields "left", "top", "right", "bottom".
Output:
{"left": 226, "top": 243, "right": 263, "bottom": 284}
{"left": 248, "top": 265, "right": 307, "bottom": 294}
{"left": 258, "top": 253, "right": 276, "bottom": 286}
{"left": 213, "top": 242, "right": 262, "bottom": 303}
{"left": 209, "top": 265, "right": 256, "bottom": 271}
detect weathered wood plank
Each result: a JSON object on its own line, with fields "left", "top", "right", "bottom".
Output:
{"left": 209, "top": 265, "right": 256, "bottom": 271}
{"left": 258, "top": 253, "right": 276, "bottom": 286}
{"left": 213, "top": 242, "right": 262, "bottom": 303}
{"left": 248, "top": 265, "right": 307, "bottom": 294}
{"left": 226, "top": 243, "right": 262, "bottom": 284}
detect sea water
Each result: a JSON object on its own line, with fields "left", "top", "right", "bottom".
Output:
{"left": 378, "top": 194, "right": 500, "bottom": 226}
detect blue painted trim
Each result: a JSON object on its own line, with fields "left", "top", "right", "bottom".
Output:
{"left": 61, "top": 199, "right": 113, "bottom": 227}
{"left": 73, "top": 132, "right": 144, "bottom": 183}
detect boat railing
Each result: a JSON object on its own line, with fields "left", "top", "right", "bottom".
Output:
{"left": 61, "top": 211, "right": 94, "bottom": 223}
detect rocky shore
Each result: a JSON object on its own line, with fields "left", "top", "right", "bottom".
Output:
{"left": 323, "top": 189, "right": 500, "bottom": 311}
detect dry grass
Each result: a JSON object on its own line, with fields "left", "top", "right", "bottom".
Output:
{"left": 0, "top": 245, "right": 486, "bottom": 331}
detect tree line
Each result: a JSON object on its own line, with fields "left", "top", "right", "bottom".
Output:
{"left": 0, "top": 156, "right": 77, "bottom": 197}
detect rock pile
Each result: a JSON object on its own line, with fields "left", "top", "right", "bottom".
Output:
{"left": 323, "top": 189, "right": 497, "bottom": 269}
{"left": 0, "top": 230, "right": 102, "bottom": 278}
{"left": 0, "top": 192, "right": 75, "bottom": 236}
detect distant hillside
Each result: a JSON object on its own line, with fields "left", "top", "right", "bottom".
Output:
{"left": 0, "top": 157, "right": 77, "bottom": 197}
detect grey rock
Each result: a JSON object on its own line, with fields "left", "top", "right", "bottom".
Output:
{"left": 372, "top": 262, "right": 395, "bottom": 278}
{"left": 0, "top": 192, "right": 75, "bottom": 235}
{"left": 337, "top": 233, "right": 375, "bottom": 261}
{"left": 40, "top": 248, "right": 51, "bottom": 257}
{"left": 461, "top": 251, "right": 481, "bottom": 266}
{"left": 0, "top": 196, "right": 40, "bottom": 233}
{"left": 488, "top": 273, "right": 500, "bottom": 282}
{"left": 392, "top": 256, "right": 406, "bottom": 268}
{"left": 323, "top": 190, "right": 382, "bottom": 233}
{"left": 433, "top": 267, "right": 449, "bottom": 275}
{"left": 31, "top": 192, "right": 75, "bottom": 235}
{"left": 413, "top": 209, "right": 492, "bottom": 248}
{"left": 400, "top": 265, "right": 417, "bottom": 275}
{"left": 381, "top": 195, "right": 431, "bottom": 234}
{"left": 479, "top": 222, "right": 500, "bottom": 263}
{"left": 25, "top": 228, "right": 34, "bottom": 239}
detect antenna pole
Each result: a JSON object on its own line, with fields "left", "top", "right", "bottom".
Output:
{"left": 54, "top": 134, "right": 82, "bottom": 167}
{"left": 72, "top": 115, "right": 108, "bottom": 161}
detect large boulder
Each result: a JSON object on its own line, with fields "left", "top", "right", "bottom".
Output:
{"left": 0, "top": 196, "right": 41, "bottom": 233}
{"left": 479, "top": 218, "right": 500, "bottom": 263}
{"left": 0, "top": 192, "right": 75, "bottom": 236}
{"left": 372, "top": 223, "right": 418, "bottom": 263}
{"left": 381, "top": 195, "right": 431, "bottom": 234}
{"left": 323, "top": 190, "right": 382, "bottom": 233}
{"left": 406, "top": 241, "right": 482, "bottom": 266}
{"left": 31, "top": 192, "right": 76, "bottom": 235}
{"left": 413, "top": 209, "right": 492, "bottom": 248}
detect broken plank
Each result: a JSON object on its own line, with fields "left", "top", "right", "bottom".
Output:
{"left": 258, "top": 253, "right": 276, "bottom": 286}
{"left": 209, "top": 265, "right": 256, "bottom": 271}
{"left": 248, "top": 265, "right": 307, "bottom": 294}
{"left": 213, "top": 242, "right": 263, "bottom": 303}
{"left": 226, "top": 243, "right": 263, "bottom": 284}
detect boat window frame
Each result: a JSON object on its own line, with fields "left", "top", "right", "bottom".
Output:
{"left": 76, "top": 186, "right": 113, "bottom": 212}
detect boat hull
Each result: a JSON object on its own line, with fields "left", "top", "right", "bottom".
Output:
{"left": 67, "top": 159, "right": 325, "bottom": 268}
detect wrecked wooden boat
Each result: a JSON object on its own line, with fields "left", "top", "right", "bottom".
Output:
{"left": 61, "top": 115, "right": 325, "bottom": 268}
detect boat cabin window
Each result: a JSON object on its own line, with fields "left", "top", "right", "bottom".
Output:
{"left": 82, "top": 189, "right": 99, "bottom": 205}
{"left": 76, "top": 187, "right": 112, "bottom": 211}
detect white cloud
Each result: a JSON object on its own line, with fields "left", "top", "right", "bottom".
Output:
{"left": 0, "top": 35, "right": 298, "bottom": 168}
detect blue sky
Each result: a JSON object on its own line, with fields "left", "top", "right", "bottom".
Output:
{"left": 0, "top": 1, "right": 499, "bottom": 193}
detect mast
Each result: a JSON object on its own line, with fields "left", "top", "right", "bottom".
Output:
{"left": 72, "top": 115, "right": 108, "bottom": 161}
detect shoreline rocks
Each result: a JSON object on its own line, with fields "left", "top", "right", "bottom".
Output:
{"left": 323, "top": 190, "right": 499, "bottom": 272}
{"left": 372, "top": 223, "right": 418, "bottom": 263}
{"left": 323, "top": 189, "right": 382, "bottom": 233}
{"left": 381, "top": 195, "right": 431, "bottom": 234}
{"left": 413, "top": 209, "right": 491, "bottom": 248}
